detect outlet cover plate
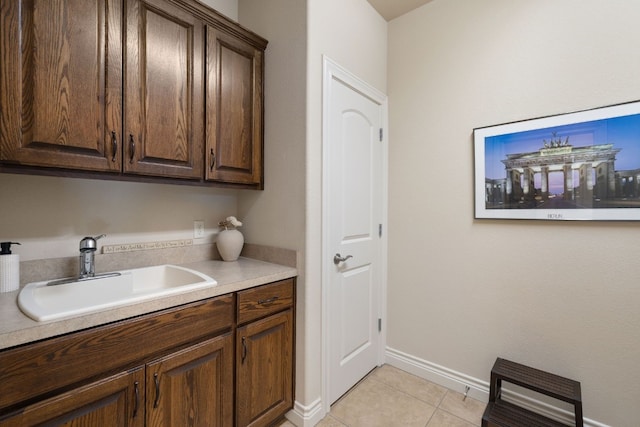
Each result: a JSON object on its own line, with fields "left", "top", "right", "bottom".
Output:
{"left": 194, "top": 220, "right": 205, "bottom": 238}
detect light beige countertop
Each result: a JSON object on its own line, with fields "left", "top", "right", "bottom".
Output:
{"left": 0, "top": 257, "right": 297, "bottom": 351}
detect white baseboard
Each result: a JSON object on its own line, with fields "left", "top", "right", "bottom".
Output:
{"left": 286, "top": 397, "right": 325, "bottom": 427}
{"left": 385, "top": 346, "right": 609, "bottom": 427}
{"left": 385, "top": 346, "right": 490, "bottom": 402}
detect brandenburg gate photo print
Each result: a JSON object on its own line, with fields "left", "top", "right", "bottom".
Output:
{"left": 474, "top": 101, "right": 640, "bottom": 220}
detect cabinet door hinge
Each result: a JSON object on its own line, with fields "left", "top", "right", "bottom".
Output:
{"left": 378, "top": 318, "right": 382, "bottom": 332}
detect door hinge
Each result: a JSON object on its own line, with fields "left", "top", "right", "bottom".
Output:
{"left": 378, "top": 318, "right": 382, "bottom": 332}
{"left": 378, "top": 224, "right": 382, "bottom": 238}
{"left": 379, "top": 128, "right": 383, "bottom": 142}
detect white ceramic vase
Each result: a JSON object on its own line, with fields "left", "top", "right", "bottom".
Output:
{"left": 216, "top": 229, "right": 244, "bottom": 261}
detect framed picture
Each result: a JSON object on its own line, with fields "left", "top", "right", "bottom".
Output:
{"left": 474, "top": 101, "right": 640, "bottom": 221}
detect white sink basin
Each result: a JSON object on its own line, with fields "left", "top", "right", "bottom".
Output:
{"left": 18, "top": 265, "right": 217, "bottom": 322}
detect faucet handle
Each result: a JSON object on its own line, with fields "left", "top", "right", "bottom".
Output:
{"left": 80, "top": 234, "right": 106, "bottom": 251}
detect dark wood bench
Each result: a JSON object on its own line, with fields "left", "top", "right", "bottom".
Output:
{"left": 482, "top": 358, "right": 583, "bottom": 427}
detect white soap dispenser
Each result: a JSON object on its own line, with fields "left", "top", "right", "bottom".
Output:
{"left": 0, "top": 242, "right": 21, "bottom": 293}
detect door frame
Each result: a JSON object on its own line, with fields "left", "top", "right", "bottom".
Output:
{"left": 321, "top": 55, "right": 388, "bottom": 413}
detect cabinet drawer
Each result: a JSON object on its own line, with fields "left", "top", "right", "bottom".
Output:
{"left": 237, "top": 279, "right": 294, "bottom": 325}
{"left": 0, "top": 294, "right": 233, "bottom": 413}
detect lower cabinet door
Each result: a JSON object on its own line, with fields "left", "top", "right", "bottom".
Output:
{"left": 146, "top": 333, "right": 234, "bottom": 427}
{"left": 236, "top": 310, "right": 293, "bottom": 427}
{"left": 0, "top": 368, "right": 145, "bottom": 427}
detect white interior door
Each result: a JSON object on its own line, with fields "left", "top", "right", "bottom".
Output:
{"left": 323, "top": 57, "right": 387, "bottom": 405}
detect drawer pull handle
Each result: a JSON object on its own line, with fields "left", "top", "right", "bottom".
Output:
{"left": 129, "top": 134, "right": 136, "bottom": 164}
{"left": 110, "top": 131, "right": 117, "bottom": 162}
{"left": 210, "top": 148, "right": 216, "bottom": 171}
{"left": 242, "top": 336, "right": 247, "bottom": 363}
{"left": 153, "top": 373, "right": 160, "bottom": 408}
{"left": 258, "top": 296, "right": 279, "bottom": 305}
{"left": 133, "top": 381, "right": 139, "bottom": 418}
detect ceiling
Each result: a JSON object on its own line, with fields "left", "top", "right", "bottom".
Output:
{"left": 366, "top": 0, "right": 434, "bottom": 21}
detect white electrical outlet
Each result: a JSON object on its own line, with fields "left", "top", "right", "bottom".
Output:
{"left": 194, "top": 220, "right": 205, "bottom": 239}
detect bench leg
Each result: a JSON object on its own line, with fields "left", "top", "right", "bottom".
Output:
{"left": 488, "top": 372, "right": 501, "bottom": 403}
{"left": 575, "top": 403, "right": 583, "bottom": 427}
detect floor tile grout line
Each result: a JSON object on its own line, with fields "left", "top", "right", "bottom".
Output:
{"left": 367, "top": 372, "right": 448, "bottom": 408}
{"left": 318, "top": 365, "right": 484, "bottom": 427}
{"left": 366, "top": 376, "right": 441, "bottom": 412}
{"left": 327, "top": 412, "right": 350, "bottom": 427}
{"left": 438, "top": 389, "right": 482, "bottom": 427}
{"left": 423, "top": 407, "right": 436, "bottom": 427}
{"left": 330, "top": 375, "right": 438, "bottom": 427}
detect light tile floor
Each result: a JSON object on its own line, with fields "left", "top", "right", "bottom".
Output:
{"left": 279, "top": 365, "right": 486, "bottom": 427}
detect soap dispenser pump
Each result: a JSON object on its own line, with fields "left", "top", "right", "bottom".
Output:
{"left": 0, "top": 241, "right": 21, "bottom": 293}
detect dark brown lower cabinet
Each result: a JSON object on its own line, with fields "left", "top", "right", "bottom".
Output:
{"left": 236, "top": 280, "right": 295, "bottom": 427}
{"left": 1, "top": 335, "right": 234, "bottom": 427}
{"left": 1, "top": 368, "right": 145, "bottom": 427}
{"left": 0, "top": 280, "right": 295, "bottom": 427}
{"left": 147, "top": 334, "right": 234, "bottom": 427}
{"left": 236, "top": 310, "right": 293, "bottom": 427}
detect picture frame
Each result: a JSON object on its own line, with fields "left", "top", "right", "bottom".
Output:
{"left": 474, "top": 101, "right": 640, "bottom": 221}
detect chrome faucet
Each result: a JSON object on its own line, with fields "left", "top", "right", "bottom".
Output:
{"left": 79, "top": 234, "right": 105, "bottom": 278}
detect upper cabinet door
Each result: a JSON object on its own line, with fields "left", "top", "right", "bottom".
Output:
{"left": 125, "top": 0, "right": 204, "bottom": 179}
{"left": 206, "top": 27, "right": 264, "bottom": 188}
{"left": 0, "top": 0, "right": 123, "bottom": 171}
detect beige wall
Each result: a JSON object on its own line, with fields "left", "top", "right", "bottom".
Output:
{"left": 0, "top": 174, "right": 237, "bottom": 261}
{"left": 198, "top": 0, "right": 237, "bottom": 20}
{"left": 237, "top": 0, "right": 306, "bottom": 257}
{"left": 238, "top": 0, "right": 309, "bottom": 407}
{"left": 238, "top": 0, "right": 386, "bottom": 421}
{"left": 388, "top": 1, "right": 640, "bottom": 425}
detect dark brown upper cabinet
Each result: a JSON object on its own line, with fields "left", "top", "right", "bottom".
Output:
{"left": 0, "top": 0, "right": 123, "bottom": 172}
{"left": 125, "top": 0, "right": 204, "bottom": 179}
{"left": 206, "top": 26, "right": 264, "bottom": 188}
{"left": 0, "top": 0, "right": 267, "bottom": 188}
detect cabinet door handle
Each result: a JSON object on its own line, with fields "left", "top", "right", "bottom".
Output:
{"left": 129, "top": 134, "right": 136, "bottom": 164}
{"left": 241, "top": 336, "right": 247, "bottom": 363}
{"left": 153, "top": 372, "right": 160, "bottom": 408}
{"left": 258, "top": 296, "right": 279, "bottom": 305}
{"left": 210, "top": 148, "right": 216, "bottom": 171}
{"left": 110, "top": 131, "right": 117, "bottom": 162}
{"left": 133, "top": 381, "right": 139, "bottom": 418}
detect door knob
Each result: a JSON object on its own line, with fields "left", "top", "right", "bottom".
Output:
{"left": 334, "top": 253, "right": 353, "bottom": 265}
